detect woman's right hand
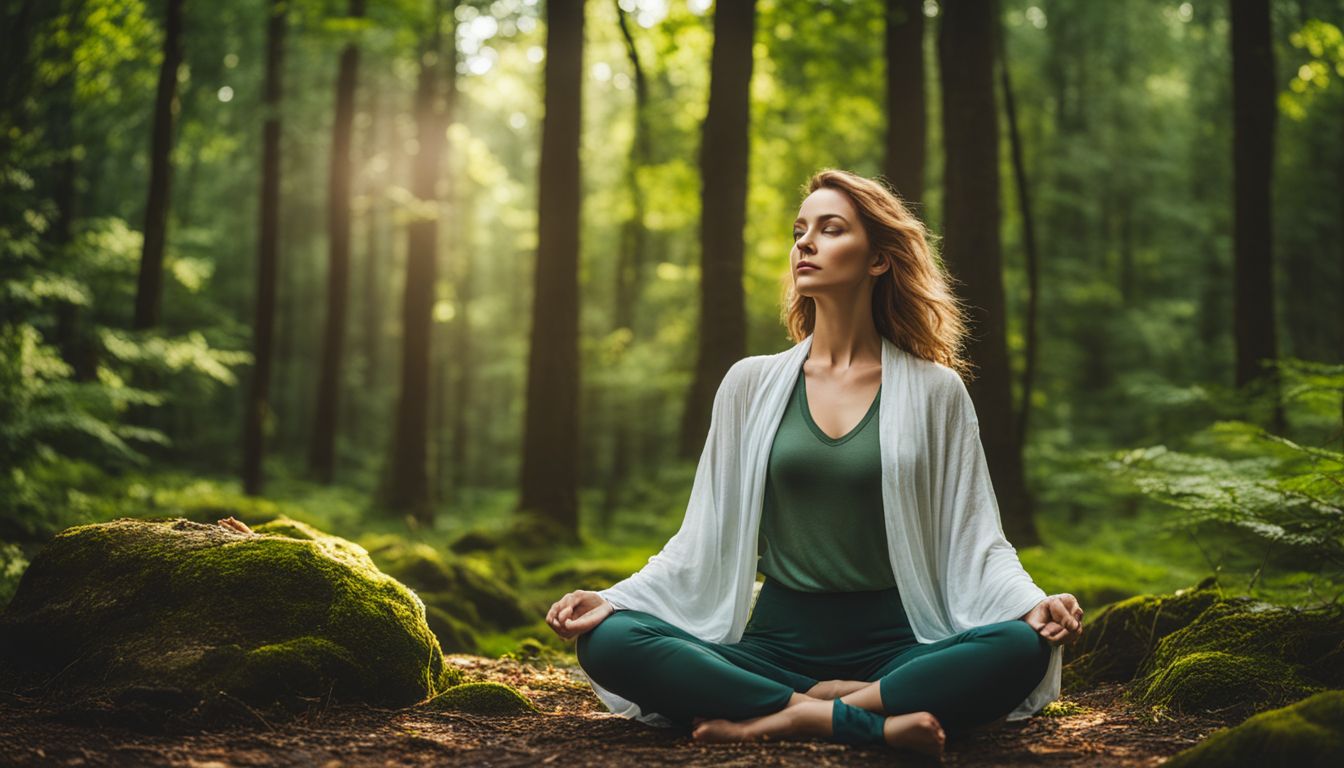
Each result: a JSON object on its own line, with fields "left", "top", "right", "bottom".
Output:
{"left": 546, "top": 590, "right": 614, "bottom": 640}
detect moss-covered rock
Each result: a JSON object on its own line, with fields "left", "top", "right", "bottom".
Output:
{"left": 1163, "top": 689, "right": 1344, "bottom": 767}
{"left": 449, "top": 514, "right": 577, "bottom": 567}
{"left": 1135, "top": 651, "right": 1323, "bottom": 717}
{"left": 1137, "top": 598, "right": 1344, "bottom": 686}
{"left": 364, "top": 538, "right": 538, "bottom": 635}
{"left": 0, "top": 518, "right": 459, "bottom": 713}
{"left": 1062, "top": 578, "right": 1222, "bottom": 688}
{"left": 1125, "top": 596, "right": 1343, "bottom": 717}
{"left": 423, "top": 681, "right": 539, "bottom": 716}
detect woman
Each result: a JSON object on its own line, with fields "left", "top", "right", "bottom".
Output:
{"left": 546, "top": 169, "right": 1083, "bottom": 759}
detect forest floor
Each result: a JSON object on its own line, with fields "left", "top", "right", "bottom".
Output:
{"left": 0, "top": 653, "right": 1233, "bottom": 767}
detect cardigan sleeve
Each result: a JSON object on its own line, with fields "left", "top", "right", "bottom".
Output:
{"left": 932, "top": 370, "right": 1046, "bottom": 631}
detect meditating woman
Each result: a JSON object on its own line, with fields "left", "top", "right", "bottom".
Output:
{"left": 546, "top": 169, "right": 1083, "bottom": 759}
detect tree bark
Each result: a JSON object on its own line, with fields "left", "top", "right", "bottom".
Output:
{"left": 310, "top": 0, "right": 366, "bottom": 483}
{"left": 938, "top": 0, "right": 1037, "bottom": 545}
{"left": 883, "top": 0, "right": 926, "bottom": 205}
{"left": 1229, "top": 0, "right": 1284, "bottom": 430}
{"left": 519, "top": 0, "right": 585, "bottom": 540}
{"left": 384, "top": 6, "right": 446, "bottom": 522}
{"left": 600, "top": 0, "right": 655, "bottom": 530}
{"left": 995, "top": 11, "right": 1040, "bottom": 454}
{"left": 678, "top": 0, "right": 755, "bottom": 460}
{"left": 243, "top": 0, "right": 286, "bottom": 495}
{"left": 133, "top": 0, "right": 185, "bottom": 330}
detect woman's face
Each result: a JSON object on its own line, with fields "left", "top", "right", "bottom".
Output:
{"left": 790, "top": 187, "right": 880, "bottom": 298}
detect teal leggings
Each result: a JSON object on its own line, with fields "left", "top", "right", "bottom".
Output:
{"left": 577, "top": 578, "right": 1050, "bottom": 734}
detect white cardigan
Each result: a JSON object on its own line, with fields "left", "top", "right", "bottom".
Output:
{"left": 582, "top": 334, "right": 1060, "bottom": 727}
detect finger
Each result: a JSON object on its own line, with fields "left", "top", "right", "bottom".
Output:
{"left": 558, "top": 604, "right": 573, "bottom": 623}
{"left": 1048, "top": 599, "right": 1078, "bottom": 632}
{"left": 567, "top": 612, "right": 598, "bottom": 632}
{"left": 1040, "top": 621, "right": 1064, "bottom": 638}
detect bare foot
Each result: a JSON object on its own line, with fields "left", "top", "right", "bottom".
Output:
{"left": 691, "top": 717, "right": 761, "bottom": 743}
{"left": 806, "top": 679, "right": 871, "bottom": 700}
{"left": 217, "top": 517, "right": 253, "bottom": 534}
{"left": 691, "top": 701, "right": 945, "bottom": 760}
{"left": 884, "top": 711, "right": 946, "bottom": 759}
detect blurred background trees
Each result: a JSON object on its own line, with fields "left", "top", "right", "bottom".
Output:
{"left": 2, "top": 0, "right": 1342, "bottom": 615}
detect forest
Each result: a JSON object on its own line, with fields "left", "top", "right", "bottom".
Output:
{"left": 1, "top": 0, "right": 1342, "bottom": 765}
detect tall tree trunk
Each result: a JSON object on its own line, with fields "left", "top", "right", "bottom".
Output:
{"left": 1229, "top": 0, "right": 1284, "bottom": 430}
{"left": 383, "top": 8, "right": 445, "bottom": 522}
{"left": 938, "top": 0, "right": 1037, "bottom": 545}
{"left": 133, "top": 0, "right": 185, "bottom": 330}
{"left": 995, "top": 11, "right": 1040, "bottom": 454}
{"left": 311, "top": 0, "right": 366, "bottom": 483}
{"left": 601, "top": 1, "right": 655, "bottom": 530}
{"left": 435, "top": 0, "right": 462, "bottom": 505}
{"left": 678, "top": 0, "right": 756, "bottom": 460}
{"left": 883, "top": 0, "right": 926, "bottom": 205}
{"left": 243, "top": 0, "right": 287, "bottom": 495}
{"left": 361, "top": 86, "right": 384, "bottom": 397}
{"left": 519, "top": 0, "right": 585, "bottom": 541}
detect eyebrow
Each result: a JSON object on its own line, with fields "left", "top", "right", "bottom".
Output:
{"left": 793, "top": 213, "right": 849, "bottom": 226}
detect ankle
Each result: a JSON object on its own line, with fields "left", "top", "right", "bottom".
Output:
{"left": 830, "top": 698, "right": 887, "bottom": 745}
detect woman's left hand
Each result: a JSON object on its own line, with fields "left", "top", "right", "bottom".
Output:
{"left": 1021, "top": 594, "right": 1083, "bottom": 646}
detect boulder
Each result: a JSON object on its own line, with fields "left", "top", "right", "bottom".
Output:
{"left": 1129, "top": 597, "right": 1343, "bottom": 717}
{"left": 1062, "top": 578, "right": 1221, "bottom": 687}
{"left": 1162, "top": 689, "right": 1344, "bottom": 767}
{"left": 364, "top": 538, "right": 539, "bottom": 636}
{"left": 0, "top": 518, "right": 458, "bottom": 714}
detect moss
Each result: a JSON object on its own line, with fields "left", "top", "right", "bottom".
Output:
{"left": 1134, "top": 651, "right": 1323, "bottom": 717}
{"left": 423, "top": 681, "right": 539, "bottom": 716}
{"left": 424, "top": 605, "right": 480, "bottom": 654}
{"left": 1039, "top": 699, "right": 1090, "bottom": 718}
{"left": 1163, "top": 690, "right": 1344, "bottom": 767}
{"left": 1063, "top": 579, "right": 1222, "bottom": 686}
{"left": 1137, "top": 598, "right": 1344, "bottom": 686}
{"left": 363, "top": 537, "right": 538, "bottom": 632}
{"left": 0, "top": 518, "right": 461, "bottom": 714}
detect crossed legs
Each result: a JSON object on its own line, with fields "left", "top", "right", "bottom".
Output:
{"left": 578, "top": 611, "right": 1048, "bottom": 758}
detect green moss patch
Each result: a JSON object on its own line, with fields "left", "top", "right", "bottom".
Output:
{"left": 423, "top": 681, "right": 540, "bottom": 716}
{"left": 1135, "top": 651, "right": 1323, "bottom": 717}
{"left": 1120, "top": 594, "right": 1344, "bottom": 717}
{"left": 1163, "top": 690, "right": 1344, "bottom": 767}
{"left": 362, "top": 537, "right": 540, "bottom": 648}
{"left": 1063, "top": 578, "right": 1222, "bottom": 687}
{"left": 0, "top": 518, "right": 459, "bottom": 715}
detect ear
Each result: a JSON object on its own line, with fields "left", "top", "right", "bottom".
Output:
{"left": 868, "top": 254, "right": 890, "bottom": 278}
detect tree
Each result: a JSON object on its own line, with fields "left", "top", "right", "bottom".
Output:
{"left": 242, "top": 0, "right": 287, "bottom": 495}
{"left": 600, "top": 0, "right": 656, "bottom": 528}
{"left": 678, "top": 0, "right": 756, "bottom": 460}
{"left": 384, "top": 2, "right": 447, "bottom": 522}
{"left": 996, "top": 8, "right": 1041, "bottom": 452}
{"left": 132, "top": 0, "right": 185, "bottom": 330}
{"left": 310, "top": 0, "right": 367, "bottom": 483}
{"left": 883, "top": 0, "right": 927, "bottom": 205}
{"left": 938, "top": 0, "right": 1037, "bottom": 545}
{"left": 1230, "top": 0, "right": 1285, "bottom": 430}
{"left": 519, "top": 0, "right": 585, "bottom": 540}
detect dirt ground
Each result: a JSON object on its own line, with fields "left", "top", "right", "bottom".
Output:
{"left": 0, "top": 653, "right": 1235, "bottom": 767}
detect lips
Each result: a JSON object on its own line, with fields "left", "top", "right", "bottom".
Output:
{"left": 796, "top": 261, "right": 819, "bottom": 272}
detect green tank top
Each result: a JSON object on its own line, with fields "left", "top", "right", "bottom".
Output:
{"left": 756, "top": 367, "right": 897, "bottom": 593}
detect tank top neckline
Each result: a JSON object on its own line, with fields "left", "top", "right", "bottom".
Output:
{"left": 796, "top": 370, "right": 881, "bottom": 446}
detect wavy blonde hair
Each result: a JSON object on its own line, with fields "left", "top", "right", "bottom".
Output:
{"left": 781, "top": 168, "right": 975, "bottom": 381}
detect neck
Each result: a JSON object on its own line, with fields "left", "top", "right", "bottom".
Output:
{"left": 808, "top": 287, "right": 882, "bottom": 370}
